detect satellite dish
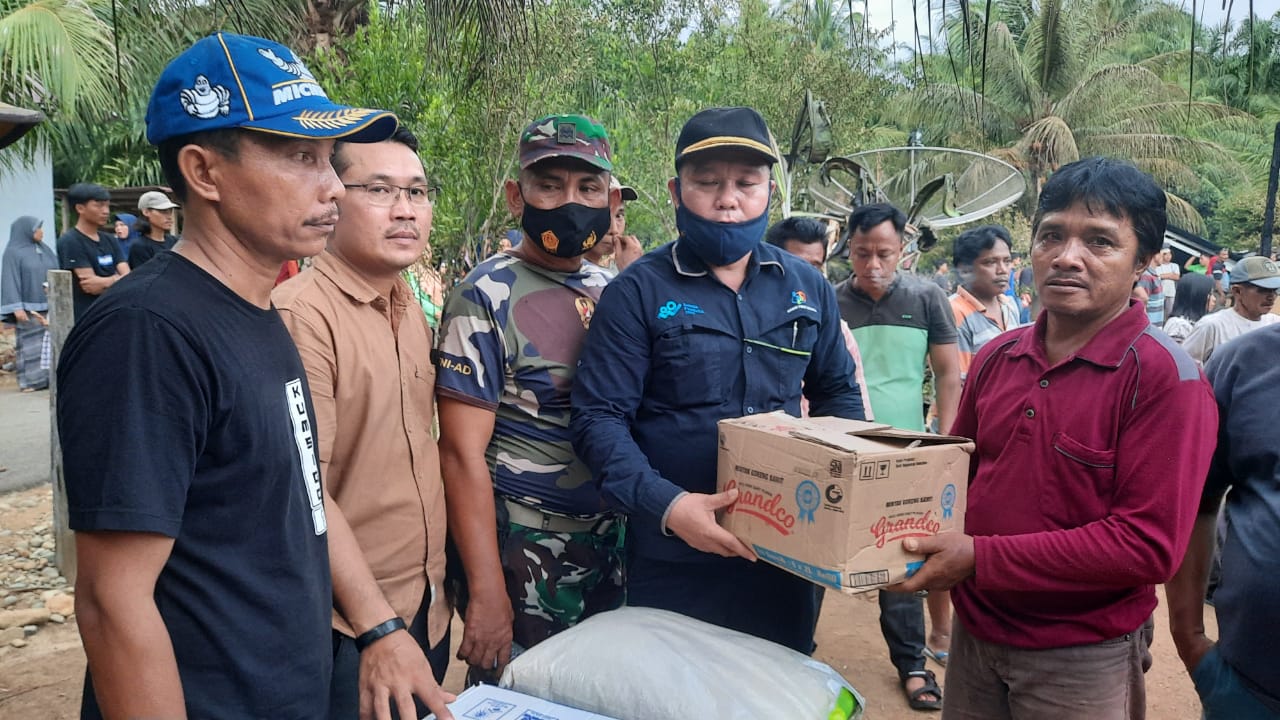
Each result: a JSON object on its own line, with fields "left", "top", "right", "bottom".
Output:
{"left": 802, "top": 147, "right": 1024, "bottom": 269}
{"left": 835, "top": 146, "right": 1025, "bottom": 228}
{"left": 778, "top": 91, "right": 1027, "bottom": 274}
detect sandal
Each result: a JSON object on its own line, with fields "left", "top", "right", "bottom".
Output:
{"left": 902, "top": 669, "right": 943, "bottom": 711}
{"left": 923, "top": 646, "right": 949, "bottom": 666}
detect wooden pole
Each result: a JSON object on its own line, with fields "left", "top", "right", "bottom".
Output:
{"left": 48, "top": 269, "right": 76, "bottom": 584}
{"left": 1261, "top": 122, "right": 1280, "bottom": 259}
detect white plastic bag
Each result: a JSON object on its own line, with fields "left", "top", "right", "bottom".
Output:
{"left": 500, "top": 607, "right": 864, "bottom": 720}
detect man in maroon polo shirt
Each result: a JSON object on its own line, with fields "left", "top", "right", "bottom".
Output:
{"left": 893, "top": 157, "right": 1217, "bottom": 720}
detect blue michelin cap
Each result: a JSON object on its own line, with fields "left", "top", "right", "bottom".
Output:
{"left": 146, "top": 32, "right": 398, "bottom": 145}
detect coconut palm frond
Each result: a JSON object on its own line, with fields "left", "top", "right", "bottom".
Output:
{"left": 422, "top": 0, "right": 528, "bottom": 66}
{"left": 0, "top": 0, "right": 120, "bottom": 119}
{"left": 1020, "top": 114, "right": 1080, "bottom": 168}
{"left": 1135, "top": 157, "right": 1204, "bottom": 190}
{"left": 1083, "top": 132, "right": 1230, "bottom": 166}
{"left": 1021, "top": 0, "right": 1078, "bottom": 97}
{"left": 987, "top": 144, "right": 1025, "bottom": 169}
{"left": 1135, "top": 49, "right": 1201, "bottom": 75}
{"left": 1090, "top": 101, "right": 1244, "bottom": 132}
{"left": 1055, "top": 64, "right": 1168, "bottom": 122}
{"left": 850, "top": 124, "right": 914, "bottom": 152}
{"left": 898, "top": 83, "right": 1019, "bottom": 140}
{"left": 1164, "top": 190, "right": 1204, "bottom": 232}
{"left": 985, "top": 20, "right": 1043, "bottom": 116}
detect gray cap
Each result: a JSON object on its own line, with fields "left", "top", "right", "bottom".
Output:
{"left": 1230, "top": 256, "right": 1280, "bottom": 289}
{"left": 138, "top": 190, "right": 179, "bottom": 211}
{"left": 610, "top": 176, "right": 638, "bottom": 202}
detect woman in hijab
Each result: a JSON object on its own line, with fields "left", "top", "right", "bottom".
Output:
{"left": 2, "top": 216, "right": 58, "bottom": 390}
{"left": 113, "top": 212, "right": 140, "bottom": 263}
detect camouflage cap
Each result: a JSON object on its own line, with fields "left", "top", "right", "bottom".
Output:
{"left": 519, "top": 114, "right": 613, "bottom": 172}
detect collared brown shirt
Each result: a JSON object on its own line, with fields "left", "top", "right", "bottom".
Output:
{"left": 274, "top": 251, "right": 449, "bottom": 645}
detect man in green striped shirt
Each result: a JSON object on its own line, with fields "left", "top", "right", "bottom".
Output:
{"left": 835, "top": 202, "right": 961, "bottom": 712}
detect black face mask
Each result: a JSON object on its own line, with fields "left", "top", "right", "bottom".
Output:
{"left": 520, "top": 201, "right": 613, "bottom": 259}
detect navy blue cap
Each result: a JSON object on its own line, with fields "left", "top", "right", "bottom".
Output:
{"left": 146, "top": 32, "right": 398, "bottom": 145}
{"left": 675, "top": 107, "right": 778, "bottom": 169}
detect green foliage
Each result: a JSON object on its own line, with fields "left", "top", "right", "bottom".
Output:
{"left": 309, "top": 0, "right": 897, "bottom": 273}
{"left": 895, "top": 0, "right": 1257, "bottom": 232}
{"left": 0, "top": 0, "right": 120, "bottom": 169}
{"left": 15, "top": 0, "right": 1280, "bottom": 268}
{"left": 1206, "top": 185, "right": 1266, "bottom": 250}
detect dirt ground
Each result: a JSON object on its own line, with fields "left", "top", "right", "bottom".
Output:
{"left": 0, "top": 482, "right": 1210, "bottom": 719}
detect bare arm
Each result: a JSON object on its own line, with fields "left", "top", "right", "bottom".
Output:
{"left": 116, "top": 262, "right": 131, "bottom": 277}
{"left": 1165, "top": 513, "right": 1218, "bottom": 673}
{"left": 327, "top": 493, "right": 454, "bottom": 720}
{"left": 929, "top": 342, "right": 962, "bottom": 435}
{"left": 71, "top": 267, "right": 113, "bottom": 295}
{"left": 437, "top": 397, "right": 512, "bottom": 674}
{"left": 75, "top": 530, "right": 186, "bottom": 718}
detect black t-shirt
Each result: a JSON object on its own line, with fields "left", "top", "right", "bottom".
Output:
{"left": 56, "top": 228, "right": 124, "bottom": 320}
{"left": 127, "top": 233, "right": 179, "bottom": 268}
{"left": 58, "top": 252, "right": 332, "bottom": 719}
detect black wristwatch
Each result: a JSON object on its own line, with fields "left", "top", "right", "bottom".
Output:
{"left": 354, "top": 617, "right": 407, "bottom": 651}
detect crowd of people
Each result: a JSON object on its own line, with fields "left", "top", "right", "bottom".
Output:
{"left": 3, "top": 28, "right": 1275, "bottom": 720}
{"left": 0, "top": 184, "right": 181, "bottom": 392}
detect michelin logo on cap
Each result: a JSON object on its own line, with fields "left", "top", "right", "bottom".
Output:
{"left": 147, "top": 32, "right": 398, "bottom": 146}
{"left": 180, "top": 76, "right": 231, "bottom": 119}
{"left": 256, "top": 47, "right": 328, "bottom": 106}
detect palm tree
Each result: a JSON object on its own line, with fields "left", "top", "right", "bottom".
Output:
{"left": 774, "top": 0, "right": 855, "bottom": 52}
{"left": 901, "top": 0, "right": 1241, "bottom": 229}
{"left": 1, "top": 0, "right": 529, "bottom": 183}
{"left": 0, "top": 0, "right": 119, "bottom": 137}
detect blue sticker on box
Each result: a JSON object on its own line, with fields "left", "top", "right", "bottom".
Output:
{"left": 940, "top": 483, "right": 956, "bottom": 520}
{"left": 796, "top": 480, "right": 820, "bottom": 523}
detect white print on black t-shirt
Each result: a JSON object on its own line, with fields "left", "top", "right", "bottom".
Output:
{"left": 286, "top": 379, "right": 327, "bottom": 535}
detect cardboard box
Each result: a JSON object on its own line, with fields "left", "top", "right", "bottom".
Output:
{"left": 717, "top": 411, "right": 973, "bottom": 593}
{"left": 425, "top": 684, "right": 620, "bottom": 720}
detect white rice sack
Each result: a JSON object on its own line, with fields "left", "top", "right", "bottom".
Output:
{"left": 499, "top": 607, "right": 863, "bottom": 720}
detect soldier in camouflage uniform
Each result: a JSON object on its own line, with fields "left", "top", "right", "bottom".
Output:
{"left": 436, "top": 114, "right": 625, "bottom": 683}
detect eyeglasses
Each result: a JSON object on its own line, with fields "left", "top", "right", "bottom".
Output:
{"left": 343, "top": 182, "right": 438, "bottom": 207}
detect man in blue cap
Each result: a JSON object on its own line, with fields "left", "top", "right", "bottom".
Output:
{"left": 571, "top": 107, "right": 865, "bottom": 653}
{"left": 56, "top": 32, "right": 452, "bottom": 720}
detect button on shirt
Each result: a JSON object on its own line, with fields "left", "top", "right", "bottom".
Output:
{"left": 571, "top": 240, "right": 865, "bottom": 564}
{"left": 951, "top": 300, "right": 1217, "bottom": 650}
{"left": 274, "top": 251, "right": 450, "bottom": 646}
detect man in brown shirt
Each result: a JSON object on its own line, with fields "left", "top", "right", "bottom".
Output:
{"left": 274, "top": 127, "right": 452, "bottom": 720}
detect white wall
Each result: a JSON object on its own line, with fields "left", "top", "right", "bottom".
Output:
{"left": 0, "top": 147, "right": 55, "bottom": 250}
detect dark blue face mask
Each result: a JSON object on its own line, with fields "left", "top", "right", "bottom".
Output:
{"left": 674, "top": 180, "right": 769, "bottom": 266}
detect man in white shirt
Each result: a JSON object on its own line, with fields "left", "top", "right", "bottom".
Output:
{"left": 1156, "top": 247, "right": 1180, "bottom": 318}
{"left": 1182, "top": 256, "right": 1280, "bottom": 366}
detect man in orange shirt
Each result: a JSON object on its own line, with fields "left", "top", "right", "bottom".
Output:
{"left": 949, "top": 224, "right": 1023, "bottom": 383}
{"left": 274, "top": 127, "right": 453, "bottom": 720}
